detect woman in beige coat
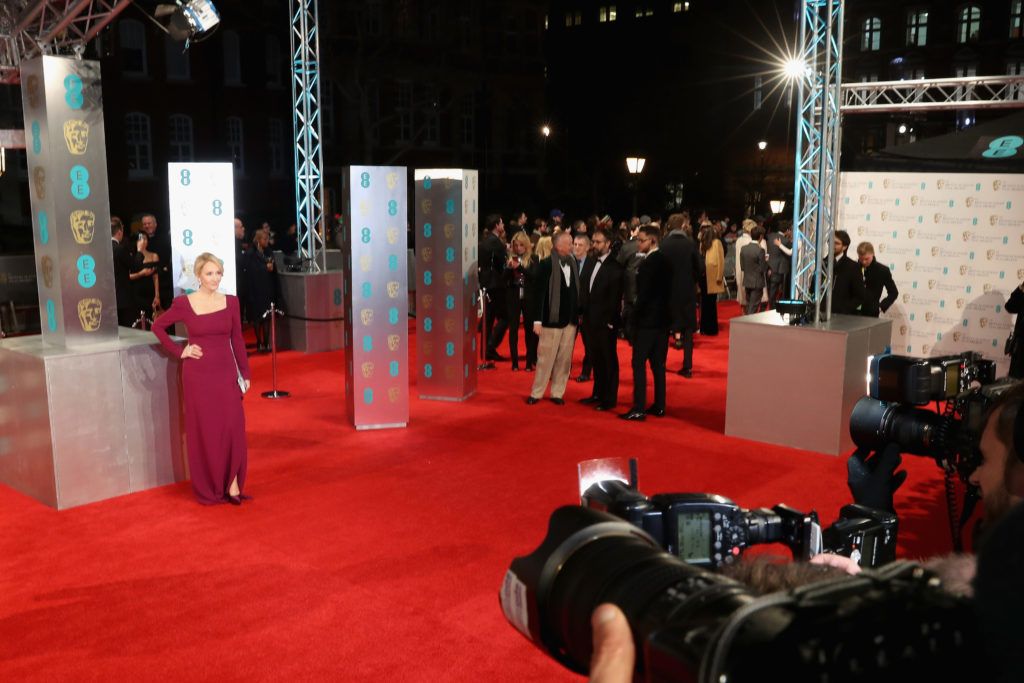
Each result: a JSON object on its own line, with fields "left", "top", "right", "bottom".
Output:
{"left": 699, "top": 224, "right": 724, "bottom": 335}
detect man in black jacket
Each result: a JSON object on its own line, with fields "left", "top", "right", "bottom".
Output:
{"left": 855, "top": 242, "right": 898, "bottom": 317}
{"left": 527, "top": 232, "right": 581, "bottom": 405}
{"left": 660, "top": 218, "right": 701, "bottom": 378}
{"left": 1006, "top": 280, "right": 1024, "bottom": 379}
{"left": 579, "top": 228, "right": 625, "bottom": 411}
{"left": 111, "top": 217, "right": 135, "bottom": 326}
{"left": 479, "top": 214, "right": 508, "bottom": 360}
{"left": 621, "top": 226, "right": 671, "bottom": 421}
{"left": 829, "top": 230, "right": 866, "bottom": 317}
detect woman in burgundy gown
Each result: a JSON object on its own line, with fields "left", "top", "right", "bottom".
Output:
{"left": 153, "top": 253, "right": 252, "bottom": 505}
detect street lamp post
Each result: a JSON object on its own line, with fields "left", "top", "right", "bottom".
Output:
{"left": 757, "top": 140, "right": 767, "bottom": 215}
{"left": 626, "top": 156, "right": 646, "bottom": 217}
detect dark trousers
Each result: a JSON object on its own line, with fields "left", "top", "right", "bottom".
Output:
{"left": 632, "top": 327, "right": 668, "bottom": 411}
{"left": 485, "top": 287, "right": 508, "bottom": 352}
{"left": 675, "top": 328, "right": 694, "bottom": 371}
{"left": 699, "top": 293, "right": 719, "bottom": 335}
{"left": 117, "top": 307, "right": 136, "bottom": 327}
{"left": 586, "top": 322, "right": 619, "bottom": 407}
{"left": 768, "top": 273, "right": 786, "bottom": 307}
{"left": 507, "top": 294, "right": 538, "bottom": 367}
{"left": 578, "top": 324, "right": 592, "bottom": 378}
{"left": 745, "top": 288, "right": 764, "bottom": 315}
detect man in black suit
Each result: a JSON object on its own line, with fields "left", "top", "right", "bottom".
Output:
{"left": 111, "top": 217, "right": 135, "bottom": 327}
{"left": 573, "top": 232, "right": 593, "bottom": 382}
{"left": 855, "top": 242, "right": 898, "bottom": 318}
{"left": 765, "top": 221, "right": 791, "bottom": 307}
{"left": 621, "top": 226, "right": 671, "bottom": 421}
{"left": 830, "top": 230, "right": 866, "bottom": 316}
{"left": 739, "top": 226, "right": 768, "bottom": 315}
{"left": 479, "top": 214, "right": 508, "bottom": 360}
{"left": 140, "top": 213, "right": 172, "bottom": 309}
{"left": 1005, "top": 280, "right": 1024, "bottom": 378}
{"left": 578, "top": 227, "right": 624, "bottom": 411}
{"left": 660, "top": 217, "right": 701, "bottom": 378}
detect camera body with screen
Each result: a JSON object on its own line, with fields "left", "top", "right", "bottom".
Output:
{"left": 582, "top": 480, "right": 897, "bottom": 569}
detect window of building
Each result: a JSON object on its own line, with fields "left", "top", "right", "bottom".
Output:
{"left": 461, "top": 94, "right": 475, "bottom": 148}
{"left": 574, "top": 11, "right": 582, "bottom": 25}
{"left": 906, "top": 9, "right": 928, "bottom": 46}
{"left": 673, "top": 2, "right": 690, "bottom": 12}
{"left": 862, "top": 17, "right": 881, "bottom": 51}
{"left": 168, "top": 114, "right": 193, "bottom": 162}
{"left": 397, "top": 81, "right": 413, "bottom": 142}
{"left": 1012, "top": 0, "right": 1023, "bottom": 39}
{"left": 268, "top": 119, "right": 285, "bottom": 176}
{"left": 227, "top": 116, "right": 244, "bottom": 175}
{"left": 954, "top": 64, "right": 978, "bottom": 100}
{"left": 265, "top": 36, "right": 283, "bottom": 86}
{"left": 600, "top": 6, "right": 617, "bottom": 22}
{"left": 1008, "top": 60, "right": 1024, "bottom": 99}
{"left": 635, "top": 6, "right": 654, "bottom": 18}
{"left": 119, "top": 19, "right": 147, "bottom": 76}
{"left": 423, "top": 86, "right": 440, "bottom": 146}
{"left": 956, "top": 5, "right": 981, "bottom": 43}
{"left": 753, "top": 75, "right": 763, "bottom": 111}
{"left": 223, "top": 30, "right": 242, "bottom": 85}
{"left": 165, "top": 36, "right": 190, "bottom": 80}
{"left": 124, "top": 113, "right": 152, "bottom": 178}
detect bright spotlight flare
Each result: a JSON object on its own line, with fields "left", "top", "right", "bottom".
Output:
{"left": 782, "top": 56, "right": 809, "bottom": 80}
{"left": 156, "top": 0, "right": 221, "bottom": 44}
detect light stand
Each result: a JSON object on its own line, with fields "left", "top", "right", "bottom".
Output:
{"left": 261, "top": 302, "right": 290, "bottom": 398}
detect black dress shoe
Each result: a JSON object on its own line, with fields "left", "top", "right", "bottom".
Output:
{"left": 525, "top": 396, "right": 540, "bottom": 405}
{"left": 575, "top": 374, "right": 591, "bottom": 382}
{"left": 579, "top": 396, "right": 600, "bottom": 405}
{"left": 594, "top": 403, "right": 616, "bottom": 411}
{"left": 618, "top": 410, "right": 646, "bottom": 421}
{"left": 550, "top": 397, "right": 565, "bottom": 405}
{"left": 525, "top": 363, "right": 535, "bottom": 371}
{"left": 677, "top": 368, "right": 692, "bottom": 378}
{"left": 486, "top": 350, "right": 507, "bottom": 361}
{"left": 645, "top": 405, "right": 666, "bottom": 417}
{"left": 511, "top": 364, "right": 520, "bottom": 371}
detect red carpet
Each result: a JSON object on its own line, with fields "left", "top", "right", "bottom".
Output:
{"left": 0, "top": 302, "right": 955, "bottom": 680}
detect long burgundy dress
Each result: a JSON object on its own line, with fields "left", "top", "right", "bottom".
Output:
{"left": 153, "top": 295, "right": 251, "bottom": 504}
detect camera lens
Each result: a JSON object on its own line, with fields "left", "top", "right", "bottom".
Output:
{"left": 849, "top": 396, "right": 949, "bottom": 457}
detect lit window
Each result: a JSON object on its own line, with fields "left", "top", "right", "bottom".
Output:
{"left": 575, "top": 11, "right": 582, "bottom": 25}
{"left": 956, "top": 5, "right": 981, "bottom": 43}
{"left": 124, "top": 113, "right": 152, "bottom": 178}
{"left": 906, "top": 9, "right": 928, "bottom": 47}
{"left": 600, "top": 6, "right": 618, "bottom": 22}
{"left": 168, "top": 115, "right": 193, "bottom": 162}
{"left": 862, "top": 17, "right": 881, "bottom": 51}
{"left": 227, "top": 116, "right": 244, "bottom": 176}
{"left": 635, "top": 6, "right": 654, "bottom": 18}
{"left": 1012, "top": 0, "right": 1022, "bottom": 38}
{"left": 674, "top": 2, "right": 689, "bottom": 11}
{"left": 119, "top": 19, "right": 147, "bottom": 76}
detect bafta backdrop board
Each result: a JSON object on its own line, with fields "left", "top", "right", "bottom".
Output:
{"left": 838, "top": 172, "right": 1024, "bottom": 376}
{"left": 20, "top": 56, "right": 116, "bottom": 347}
{"left": 167, "top": 163, "right": 237, "bottom": 295}
{"left": 342, "top": 166, "right": 409, "bottom": 429}
{"left": 414, "top": 169, "right": 479, "bottom": 401}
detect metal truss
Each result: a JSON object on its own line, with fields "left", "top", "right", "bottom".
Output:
{"left": 790, "top": 0, "right": 844, "bottom": 323}
{"left": 0, "top": 0, "right": 134, "bottom": 84}
{"left": 842, "top": 75, "right": 1024, "bottom": 114}
{"left": 289, "top": 0, "right": 326, "bottom": 273}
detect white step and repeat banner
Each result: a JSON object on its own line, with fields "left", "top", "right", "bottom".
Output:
{"left": 838, "top": 172, "right": 1023, "bottom": 376}
{"left": 167, "top": 162, "right": 236, "bottom": 296}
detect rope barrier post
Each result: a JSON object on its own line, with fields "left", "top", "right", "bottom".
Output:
{"left": 478, "top": 286, "right": 494, "bottom": 371}
{"left": 261, "top": 302, "right": 291, "bottom": 399}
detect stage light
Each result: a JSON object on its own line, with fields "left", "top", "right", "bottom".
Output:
{"left": 541, "top": 125, "right": 551, "bottom": 137}
{"left": 777, "top": 299, "right": 810, "bottom": 325}
{"left": 770, "top": 199, "right": 786, "bottom": 215}
{"left": 758, "top": 140, "right": 767, "bottom": 151}
{"left": 898, "top": 124, "right": 907, "bottom": 134}
{"left": 783, "top": 57, "right": 808, "bottom": 80}
{"left": 626, "top": 157, "right": 646, "bottom": 174}
{"left": 156, "top": 0, "right": 221, "bottom": 43}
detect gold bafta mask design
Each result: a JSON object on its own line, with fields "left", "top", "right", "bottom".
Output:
{"left": 881, "top": 211, "right": 889, "bottom": 221}
{"left": 933, "top": 213, "right": 941, "bottom": 224}
{"left": 388, "top": 387, "right": 400, "bottom": 403}
{"left": 26, "top": 75, "right": 41, "bottom": 108}
{"left": 857, "top": 226, "right": 865, "bottom": 236}
{"left": 908, "top": 228, "right": 916, "bottom": 238}
{"left": 859, "top": 194, "right": 867, "bottom": 204}
{"left": 360, "top": 255, "right": 372, "bottom": 272}
{"left": 993, "top": 180, "right": 1002, "bottom": 191}
{"left": 32, "top": 167, "right": 46, "bottom": 200}
{"left": 421, "top": 199, "right": 432, "bottom": 215}
{"left": 422, "top": 294, "right": 433, "bottom": 309}
{"left": 930, "top": 246, "right": 939, "bottom": 257}
{"left": 422, "top": 340, "right": 433, "bottom": 356}
{"left": 422, "top": 247, "right": 433, "bottom": 263}
{"left": 63, "top": 119, "right": 89, "bottom": 155}
{"left": 983, "top": 283, "right": 993, "bottom": 293}
{"left": 980, "top": 318, "right": 989, "bottom": 328}
{"left": 444, "top": 271, "right": 456, "bottom": 286}
{"left": 1017, "top": 268, "right": 1024, "bottom": 279}
{"left": 959, "top": 265, "right": 970, "bottom": 276}
{"left": 444, "top": 317, "right": 455, "bottom": 333}
{"left": 928, "top": 280, "right": 937, "bottom": 290}
{"left": 70, "top": 210, "right": 96, "bottom": 245}
{"left": 41, "top": 256, "right": 54, "bottom": 288}
{"left": 910, "top": 196, "right": 919, "bottom": 206}
{"left": 361, "top": 361, "right": 375, "bottom": 378}
{"left": 962, "top": 231, "right": 973, "bottom": 242}
{"left": 386, "top": 227, "right": 398, "bottom": 245}
{"left": 443, "top": 177, "right": 454, "bottom": 189}
{"left": 899, "top": 325, "right": 907, "bottom": 336}
{"left": 387, "top": 334, "right": 400, "bottom": 351}
{"left": 937, "top": 180, "right": 946, "bottom": 189}
{"left": 922, "top": 344, "right": 932, "bottom": 354}
{"left": 953, "top": 331, "right": 963, "bottom": 342}
{"left": 879, "top": 243, "right": 887, "bottom": 253}
{"left": 902, "top": 294, "right": 911, "bottom": 303}
{"left": 956, "top": 298, "right": 965, "bottom": 309}
{"left": 904, "top": 262, "right": 914, "bottom": 272}
{"left": 444, "top": 223, "right": 455, "bottom": 239}
{"left": 989, "top": 215, "right": 999, "bottom": 226}
{"left": 386, "top": 281, "right": 400, "bottom": 298}
{"left": 883, "top": 178, "right": 892, "bottom": 189}
{"left": 924, "top": 312, "right": 934, "bottom": 322}
{"left": 77, "top": 298, "right": 102, "bottom": 331}
{"left": 358, "top": 199, "right": 370, "bottom": 217}
{"left": 386, "top": 172, "right": 398, "bottom": 190}
{"left": 986, "top": 249, "right": 996, "bottom": 260}
{"left": 360, "top": 308, "right": 374, "bottom": 326}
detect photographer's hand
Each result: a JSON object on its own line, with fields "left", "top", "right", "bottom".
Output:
{"left": 589, "top": 604, "right": 634, "bottom": 683}
{"left": 847, "top": 443, "right": 907, "bottom": 513}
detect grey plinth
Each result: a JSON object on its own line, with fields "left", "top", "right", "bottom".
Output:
{"left": 0, "top": 328, "right": 185, "bottom": 509}
{"left": 725, "top": 312, "right": 892, "bottom": 455}
{"left": 277, "top": 271, "right": 345, "bottom": 353}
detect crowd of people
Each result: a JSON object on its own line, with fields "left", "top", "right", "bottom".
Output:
{"left": 478, "top": 207, "right": 906, "bottom": 421}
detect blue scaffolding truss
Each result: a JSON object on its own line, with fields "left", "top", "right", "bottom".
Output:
{"left": 289, "top": 0, "right": 326, "bottom": 272}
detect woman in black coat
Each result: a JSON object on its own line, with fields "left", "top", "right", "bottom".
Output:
{"left": 245, "top": 227, "right": 277, "bottom": 352}
{"left": 506, "top": 230, "right": 539, "bottom": 371}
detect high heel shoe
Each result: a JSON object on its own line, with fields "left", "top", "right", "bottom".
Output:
{"left": 226, "top": 493, "right": 242, "bottom": 505}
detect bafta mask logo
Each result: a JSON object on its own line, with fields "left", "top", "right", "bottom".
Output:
{"left": 387, "top": 281, "right": 400, "bottom": 298}
{"left": 387, "top": 334, "right": 400, "bottom": 351}
{"left": 986, "top": 249, "right": 996, "bottom": 260}
{"left": 883, "top": 178, "right": 892, "bottom": 189}
{"left": 904, "top": 262, "right": 914, "bottom": 272}
{"left": 77, "top": 298, "right": 102, "bottom": 332}
{"left": 360, "top": 308, "right": 374, "bottom": 326}
{"left": 857, "top": 226, "right": 866, "bottom": 236}
{"left": 983, "top": 283, "right": 993, "bottom": 294}
{"left": 989, "top": 215, "right": 1000, "bottom": 226}
{"left": 910, "top": 196, "right": 919, "bottom": 206}
{"left": 444, "top": 317, "right": 455, "bottom": 333}
{"left": 63, "top": 119, "right": 89, "bottom": 155}
{"left": 879, "top": 243, "right": 887, "bottom": 253}
{"left": 41, "top": 256, "right": 54, "bottom": 288}
{"left": 859, "top": 194, "right": 867, "bottom": 204}
{"left": 444, "top": 223, "right": 455, "bottom": 239}
{"left": 922, "top": 343, "right": 932, "bottom": 354}
{"left": 908, "top": 228, "right": 916, "bottom": 238}
{"left": 388, "top": 387, "right": 400, "bottom": 403}
{"left": 32, "top": 167, "right": 46, "bottom": 200}
{"left": 361, "top": 361, "right": 375, "bottom": 378}
{"left": 925, "top": 311, "right": 934, "bottom": 322}
{"left": 930, "top": 246, "right": 940, "bottom": 257}
{"left": 993, "top": 180, "right": 1002, "bottom": 191}
{"left": 965, "top": 197, "right": 975, "bottom": 208}
{"left": 386, "top": 227, "right": 399, "bottom": 245}
{"left": 443, "top": 177, "right": 454, "bottom": 189}
{"left": 962, "top": 231, "right": 973, "bottom": 242}
{"left": 979, "top": 318, "right": 989, "bottom": 329}
{"left": 26, "top": 74, "right": 41, "bottom": 108}
{"left": 386, "top": 172, "right": 399, "bottom": 190}
{"left": 422, "top": 294, "right": 433, "bottom": 309}
{"left": 1018, "top": 268, "right": 1024, "bottom": 279}
{"left": 444, "top": 271, "right": 456, "bottom": 286}
{"left": 928, "top": 280, "right": 937, "bottom": 290}
{"left": 444, "top": 366, "right": 455, "bottom": 380}
{"left": 422, "top": 199, "right": 433, "bottom": 215}
{"left": 953, "top": 331, "right": 963, "bottom": 343}
{"left": 937, "top": 179, "right": 946, "bottom": 190}
{"left": 70, "top": 209, "right": 96, "bottom": 244}
{"left": 956, "top": 298, "right": 965, "bottom": 309}
{"left": 360, "top": 255, "right": 372, "bottom": 272}
{"left": 423, "top": 340, "right": 433, "bottom": 356}
{"left": 933, "top": 213, "right": 942, "bottom": 224}
{"left": 881, "top": 211, "right": 889, "bottom": 221}
{"left": 903, "top": 293, "right": 912, "bottom": 304}
{"left": 358, "top": 199, "right": 370, "bottom": 217}
{"left": 899, "top": 325, "right": 908, "bottom": 336}
{"left": 422, "top": 247, "right": 433, "bottom": 263}
{"left": 959, "top": 265, "right": 970, "bottom": 276}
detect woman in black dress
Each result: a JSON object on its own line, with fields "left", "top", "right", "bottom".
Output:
{"left": 130, "top": 231, "right": 161, "bottom": 323}
{"left": 245, "top": 227, "right": 277, "bottom": 352}
{"left": 505, "top": 230, "right": 539, "bottom": 371}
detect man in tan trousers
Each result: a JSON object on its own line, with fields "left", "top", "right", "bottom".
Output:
{"left": 527, "top": 231, "right": 581, "bottom": 405}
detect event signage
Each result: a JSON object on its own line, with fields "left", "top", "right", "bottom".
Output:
{"left": 838, "top": 172, "right": 1023, "bottom": 376}
{"left": 414, "top": 169, "right": 479, "bottom": 400}
{"left": 342, "top": 166, "right": 409, "bottom": 429}
{"left": 20, "top": 56, "right": 117, "bottom": 347}
{"left": 167, "top": 163, "right": 236, "bottom": 296}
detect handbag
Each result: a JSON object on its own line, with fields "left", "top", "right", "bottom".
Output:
{"left": 230, "top": 342, "right": 248, "bottom": 394}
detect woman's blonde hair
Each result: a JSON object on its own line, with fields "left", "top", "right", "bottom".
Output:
{"left": 510, "top": 230, "right": 534, "bottom": 268}
{"left": 193, "top": 252, "right": 224, "bottom": 277}
{"left": 535, "top": 236, "right": 553, "bottom": 260}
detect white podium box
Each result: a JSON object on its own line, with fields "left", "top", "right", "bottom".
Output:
{"left": 725, "top": 312, "right": 892, "bottom": 455}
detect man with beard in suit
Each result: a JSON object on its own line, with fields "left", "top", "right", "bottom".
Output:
{"left": 765, "top": 220, "right": 791, "bottom": 307}
{"left": 111, "top": 217, "right": 135, "bottom": 326}
{"left": 830, "top": 230, "right": 866, "bottom": 316}
{"left": 856, "top": 242, "right": 898, "bottom": 318}
{"left": 660, "top": 214, "right": 701, "bottom": 378}
{"left": 579, "top": 227, "right": 625, "bottom": 411}
{"left": 479, "top": 214, "right": 508, "bottom": 360}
